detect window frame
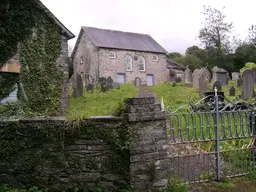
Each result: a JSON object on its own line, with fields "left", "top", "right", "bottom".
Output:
{"left": 125, "top": 55, "right": 133, "bottom": 72}
{"left": 139, "top": 56, "right": 146, "bottom": 72}
{"left": 80, "top": 56, "right": 84, "bottom": 65}
{"left": 153, "top": 55, "right": 158, "bottom": 62}
{"left": 109, "top": 51, "right": 116, "bottom": 59}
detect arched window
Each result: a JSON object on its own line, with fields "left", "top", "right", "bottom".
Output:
{"left": 139, "top": 56, "right": 145, "bottom": 71}
{"left": 125, "top": 55, "right": 132, "bottom": 71}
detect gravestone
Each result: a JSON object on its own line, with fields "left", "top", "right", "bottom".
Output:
{"left": 135, "top": 77, "right": 141, "bottom": 86}
{"left": 212, "top": 81, "right": 222, "bottom": 91}
{"left": 74, "top": 73, "right": 83, "bottom": 98}
{"left": 232, "top": 72, "right": 240, "bottom": 81}
{"left": 229, "top": 86, "right": 235, "bottom": 96}
{"left": 198, "top": 68, "right": 210, "bottom": 97}
{"left": 112, "top": 82, "right": 120, "bottom": 89}
{"left": 184, "top": 68, "right": 193, "bottom": 84}
{"left": 211, "top": 66, "right": 219, "bottom": 82}
{"left": 86, "top": 83, "right": 94, "bottom": 92}
{"left": 216, "top": 72, "right": 228, "bottom": 85}
{"left": 236, "top": 78, "right": 242, "bottom": 87}
{"left": 192, "top": 69, "right": 200, "bottom": 89}
{"left": 252, "top": 67, "right": 256, "bottom": 83}
{"left": 241, "top": 69, "right": 254, "bottom": 100}
{"left": 175, "top": 77, "right": 181, "bottom": 83}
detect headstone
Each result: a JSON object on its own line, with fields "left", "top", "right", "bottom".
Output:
{"left": 175, "top": 77, "right": 181, "bottom": 83}
{"left": 212, "top": 81, "right": 222, "bottom": 91}
{"left": 135, "top": 77, "right": 141, "bottom": 86}
{"left": 198, "top": 68, "right": 210, "bottom": 97}
{"left": 184, "top": 68, "right": 193, "bottom": 84}
{"left": 216, "top": 72, "right": 228, "bottom": 85}
{"left": 236, "top": 78, "right": 242, "bottom": 87}
{"left": 211, "top": 66, "right": 219, "bottom": 82}
{"left": 232, "top": 72, "right": 240, "bottom": 81}
{"left": 112, "top": 82, "right": 120, "bottom": 89}
{"left": 241, "top": 69, "right": 254, "bottom": 100}
{"left": 86, "top": 83, "right": 94, "bottom": 92}
{"left": 192, "top": 69, "right": 200, "bottom": 89}
{"left": 75, "top": 73, "right": 83, "bottom": 98}
{"left": 229, "top": 86, "right": 235, "bottom": 96}
{"left": 252, "top": 67, "right": 256, "bottom": 83}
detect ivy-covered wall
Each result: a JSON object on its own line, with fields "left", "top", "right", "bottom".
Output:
{"left": 1, "top": 1, "right": 71, "bottom": 116}
{"left": 0, "top": 117, "right": 129, "bottom": 191}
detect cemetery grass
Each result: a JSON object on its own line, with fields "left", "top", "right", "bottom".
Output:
{"left": 66, "top": 83, "right": 137, "bottom": 120}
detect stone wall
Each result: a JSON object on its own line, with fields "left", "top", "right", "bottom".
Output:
{"left": 0, "top": 117, "right": 127, "bottom": 191}
{"left": 125, "top": 97, "right": 169, "bottom": 190}
{"left": 0, "top": 98, "right": 170, "bottom": 191}
{"left": 98, "top": 48, "right": 169, "bottom": 85}
{"left": 73, "top": 30, "right": 99, "bottom": 83}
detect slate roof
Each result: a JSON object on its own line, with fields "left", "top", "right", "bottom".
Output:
{"left": 166, "top": 58, "right": 186, "bottom": 70}
{"left": 38, "top": 0, "right": 75, "bottom": 40}
{"left": 82, "top": 27, "right": 167, "bottom": 54}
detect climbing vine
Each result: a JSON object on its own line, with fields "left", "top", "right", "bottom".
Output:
{"left": 19, "top": 8, "right": 62, "bottom": 116}
{"left": 0, "top": 0, "right": 41, "bottom": 66}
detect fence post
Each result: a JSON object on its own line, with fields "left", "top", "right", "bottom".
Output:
{"left": 214, "top": 87, "right": 221, "bottom": 181}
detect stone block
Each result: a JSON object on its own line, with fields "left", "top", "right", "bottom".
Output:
{"left": 130, "top": 151, "right": 168, "bottom": 162}
{"left": 128, "top": 111, "right": 166, "bottom": 122}
{"left": 125, "top": 104, "right": 161, "bottom": 113}
{"left": 124, "top": 97, "right": 155, "bottom": 105}
{"left": 153, "top": 179, "right": 168, "bottom": 187}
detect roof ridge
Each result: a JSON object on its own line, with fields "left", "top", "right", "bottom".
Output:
{"left": 82, "top": 26, "right": 151, "bottom": 36}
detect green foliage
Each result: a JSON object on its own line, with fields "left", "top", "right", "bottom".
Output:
{"left": 0, "top": 184, "right": 48, "bottom": 192}
{"left": 0, "top": 73, "right": 19, "bottom": 100}
{"left": 0, "top": 0, "right": 42, "bottom": 66}
{"left": 167, "top": 52, "right": 182, "bottom": 59}
{"left": 240, "top": 62, "right": 256, "bottom": 74}
{"left": 67, "top": 84, "right": 137, "bottom": 119}
{"left": 174, "top": 54, "right": 204, "bottom": 70}
{"left": 19, "top": 9, "right": 62, "bottom": 116}
{"left": 167, "top": 174, "right": 189, "bottom": 192}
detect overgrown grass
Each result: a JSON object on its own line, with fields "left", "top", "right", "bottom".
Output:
{"left": 66, "top": 84, "right": 137, "bottom": 120}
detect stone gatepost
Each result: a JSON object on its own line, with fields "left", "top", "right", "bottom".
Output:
{"left": 125, "top": 97, "right": 169, "bottom": 191}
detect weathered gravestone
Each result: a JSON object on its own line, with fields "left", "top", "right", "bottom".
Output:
{"left": 212, "top": 81, "right": 222, "bottom": 91}
{"left": 112, "top": 82, "right": 120, "bottom": 89}
{"left": 192, "top": 69, "right": 200, "bottom": 89}
{"left": 86, "top": 83, "right": 94, "bottom": 92}
{"left": 252, "top": 67, "right": 256, "bottom": 83}
{"left": 175, "top": 77, "right": 181, "bottom": 83}
{"left": 135, "top": 77, "right": 141, "bottom": 86}
{"left": 236, "top": 78, "right": 242, "bottom": 87}
{"left": 232, "top": 72, "right": 240, "bottom": 81}
{"left": 198, "top": 68, "right": 211, "bottom": 97}
{"left": 184, "top": 68, "right": 192, "bottom": 84}
{"left": 74, "top": 73, "right": 83, "bottom": 98}
{"left": 229, "top": 86, "right": 235, "bottom": 96}
{"left": 242, "top": 69, "right": 254, "bottom": 100}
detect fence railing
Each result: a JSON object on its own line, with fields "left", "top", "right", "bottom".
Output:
{"left": 166, "top": 88, "right": 256, "bottom": 183}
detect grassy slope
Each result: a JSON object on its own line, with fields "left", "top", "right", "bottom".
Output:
{"left": 66, "top": 84, "right": 137, "bottom": 120}
{"left": 149, "top": 81, "right": 241, "bottom": 112}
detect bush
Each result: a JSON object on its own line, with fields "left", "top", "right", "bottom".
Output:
{"left": 240, "top": 62, "right": 256, "bottom": 74}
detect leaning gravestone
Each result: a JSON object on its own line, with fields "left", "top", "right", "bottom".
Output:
{"left": 192, "top": 69, "right": 200, "bottom": 89}
{"left": 184, "top": 68, "right": 193, "bottom": 84}
{"left": 112, "top": 82, "right": 120, "bottom": 89}
{"left": 236, "top": 78, "right": 242, "bottom": 87}
{"left": 241, "top": 69, "right": 254, "bottom": 100}
{"left": 229, "top": 86, "right": 235, "bottom": 96}
{"left": 232, "top": 72, "right": 240, "bottom": 81}
{"left": 198, "top": 68, "right": 211, "bottom": 97}
{"left": 212, "top": 81, "right": 222, "bottom": 91}
{"left": 175, "top": 77, "right": 181, "bottom": 83}
{"left": 74, "top": 73, "right": 83, "bottom": 98}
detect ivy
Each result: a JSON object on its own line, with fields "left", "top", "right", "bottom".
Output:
{"left": 0, "top": 0, "right": 41, "bottom": 66}
{"left": 19, "top": 9, "right": 62, "bottom": 116}
{"left": 0, "top": 73, "right": 19, "bottom": 100}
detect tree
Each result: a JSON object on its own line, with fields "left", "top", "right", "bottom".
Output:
{"left": 247, "top": 25, "right": 256, "bottom": 44}
{"left": 185, "top": 46, "right": 206, "bottom": 62}
{"left": 198, "top": 6, "right": 234, "bottom": 68}
{"left": 174, "top": 54, "right": 204, "bottom": 70}
{"left": 167, "top": 52, "right": 182, "bottom": 59}
{"left": 233, "top": 43, "right": 256, "bottom": 71}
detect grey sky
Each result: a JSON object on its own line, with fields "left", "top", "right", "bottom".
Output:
{"left": 41, "top": 0, "right": 255, "bottom": 54}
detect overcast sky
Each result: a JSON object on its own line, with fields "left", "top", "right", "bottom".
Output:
{"left": 41, "top": 0, "right": 255, "bottom": 54}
